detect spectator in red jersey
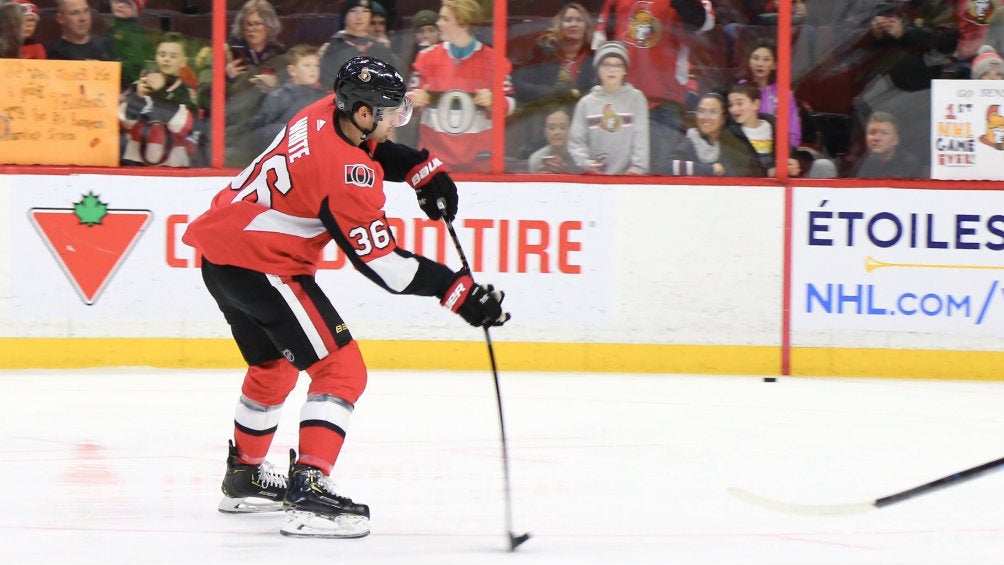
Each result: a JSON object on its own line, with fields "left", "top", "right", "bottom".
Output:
{"left": 594, "top": 0, "right": 715, "bottom": 174}
{"left": 13, "top": 0, "right": 45, "bottom": 59}
{"left": 183, "top": 56, "right": 508, "bottom": 538}
{"left": 408, "top": 0, "right": 515, "bottom": 172}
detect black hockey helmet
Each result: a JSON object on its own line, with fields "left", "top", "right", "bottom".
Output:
{"left": 334, "top": 56, "right": 407, "bottom": 115}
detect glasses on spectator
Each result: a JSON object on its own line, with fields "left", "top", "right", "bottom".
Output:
{"left": 244, "top": 20, "right": 267, "bottom": 29}
{"left": 600, "top": 61, "right": 625, "bottom": 69}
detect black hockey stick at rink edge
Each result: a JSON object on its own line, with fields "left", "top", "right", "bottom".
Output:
{"left": 729, "top": 455, "right": 1004, "bottom": 515}
{"left": 436, "top": 199, "right": 531, "bottom": 552}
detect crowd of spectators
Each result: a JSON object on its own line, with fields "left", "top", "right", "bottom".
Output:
{"left": 1, "top": 0, "right": 1003, "bottom": 179}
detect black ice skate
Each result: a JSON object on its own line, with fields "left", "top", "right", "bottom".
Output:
{"left": 218, "top": 440, "right": 287, "bottom": 514}
{"left": 280, "top": 449, "right": 370, "bottom": 538}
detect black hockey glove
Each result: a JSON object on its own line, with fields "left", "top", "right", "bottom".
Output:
{"left": 406, "top": 153, "right": 458, "bottom": 221}
{"left": 441, "top": 273, "right": 510, "bottom": 328}
{"left": 671, "top": 0, "right": 708, "bottom": 30}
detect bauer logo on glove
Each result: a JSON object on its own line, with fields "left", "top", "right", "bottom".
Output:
{"left": 441, "top": 274, "right": 510, "bottom": 327}
{"left": 407, "top": 152, "right": 458, "bottom": 221}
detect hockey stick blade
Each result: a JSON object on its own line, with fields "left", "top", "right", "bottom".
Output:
{"left": 509, "top": 531, "right": 531, "bottom": 551}
{"left": 728, "top": 487, "right": 875, "bottom": 515}
{"left": 729, "top": 455, "right": 1004, "bottom": 515}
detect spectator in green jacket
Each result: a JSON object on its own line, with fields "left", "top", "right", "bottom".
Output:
{"left": 107, "top": 0, "right": 154, "bottom": 87}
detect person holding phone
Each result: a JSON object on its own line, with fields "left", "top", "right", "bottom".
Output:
{"left": 225, "top": 0, "right": 288, "bottom": 167}
{"left": 118, "top": 31, "right": 198, "bottom": 167}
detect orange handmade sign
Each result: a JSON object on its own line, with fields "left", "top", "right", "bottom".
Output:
{"left": 0, "top": 59, "right": 120, "bottom": 166}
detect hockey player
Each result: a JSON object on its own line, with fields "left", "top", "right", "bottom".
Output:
{"left": 182, "top": 56, "right": 510, "bottom": 538}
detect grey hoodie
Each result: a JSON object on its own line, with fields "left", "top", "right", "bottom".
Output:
{"left": 567, "top": 83, "right": 650, "bottom": 174}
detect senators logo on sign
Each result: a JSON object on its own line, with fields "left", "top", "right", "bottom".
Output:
{"left": 345, "top": 164, "right": 375, "bottom": 187}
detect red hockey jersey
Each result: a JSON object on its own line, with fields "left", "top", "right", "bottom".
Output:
{"left": 596, "top": 0, "right": 714, "bottom": 106}
{"left": 408, "top": 42, "right": 514, "bottom": 172}
{"left": 183, "top": 96, "right": 452, "bottom": 296}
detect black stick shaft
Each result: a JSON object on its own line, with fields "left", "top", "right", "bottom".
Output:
{"left": 438, "top": 200, "right": 522, "bottom": 547}
{"left": 874, "top": 456, "right": 1004, "bottom": 507}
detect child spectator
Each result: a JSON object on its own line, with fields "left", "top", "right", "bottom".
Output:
{"left": 369, "top": 1, "right": 391, "bottom": 49}
{"left": 594, "top": 0, "right": 715, "bottom": 170}
{"left": 665, "top": 92, "right": 764, "bottom": 176}
{"left": 14, "top": 0, "right": 45, "bottom": 59}
{"left": 319, "top": 0, "right": 400, "bottom": 88}
{"left": 527, "top": 106, "right": 580, "bottom": 173}
{"left": 567, "top": 41, "right": 648, "bottom": 175}
{"left": 118, "top": 32, "right": 197, "bottom": 167}
{"left": 726, "top": 82, "right": 837, "bottom": 177}
{"left": 251, "top": 44, "right": 326, "bottom": 147}
{"left": 107, "top": 0, "right": 154, "bottom": 87}
{"left": 412, "top": 9, "right": 440, "bottom": 51}
{"left": 727, "top": 83, "right": 784, "bottom": 176}
{"left": 971, "top": 45, "right": 1004, "bottom": 79}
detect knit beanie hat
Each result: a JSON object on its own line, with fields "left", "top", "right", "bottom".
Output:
{"left": 593, "top": 41, "right": 630, "bottom": 72}
{"left": 971, "top": 45, "right": 1003, "bottom": 79}
{"left": 412, "top": 9, "right": 438, "bottom": 29}
{"left": 14, "top": 0, "right": 40, "bottom": 21}
{"left": 341, "top": 0, "right": 372, "bottom": 16}
{"left": 371, "top": 0, "right": 387, "bottom": 18}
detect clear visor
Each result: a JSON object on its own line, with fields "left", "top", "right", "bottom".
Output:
{"left": 374, "top": 97, "right": 413, "bottom": 128}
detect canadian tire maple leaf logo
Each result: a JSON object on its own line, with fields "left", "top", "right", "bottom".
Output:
{"left": 29, "top": 192, "right": 152, "bottom": 305}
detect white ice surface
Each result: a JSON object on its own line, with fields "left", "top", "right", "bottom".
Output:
{"left": 1, "top": 369, "right": 1002, "bottom": 564}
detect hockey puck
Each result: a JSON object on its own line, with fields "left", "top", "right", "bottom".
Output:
{"left": 763, "top": 377, "right": 777, "bottom": 382}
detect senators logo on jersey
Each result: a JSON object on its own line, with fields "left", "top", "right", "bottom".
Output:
{"left": 345, "top": 164, "right": 376, "bottom": 187}
{"left": 963, "top": 0, "right": 995, "bottom": 25}
{"left": 625, "top": 2, "right": 662, "bottom": 48}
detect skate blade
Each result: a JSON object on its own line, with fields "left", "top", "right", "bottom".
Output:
{"left": 218, "top": 495, "right": 284, "bottom": 514}
{"left": 280, "top": 510, "right": 370, "bottom": 539}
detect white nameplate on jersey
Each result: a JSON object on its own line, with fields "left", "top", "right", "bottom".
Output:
{"left": 288, "top": 116, "right": 311, "bottom": 162}
{"left": 345, "top": 164, "right": 375, "bottom": 188}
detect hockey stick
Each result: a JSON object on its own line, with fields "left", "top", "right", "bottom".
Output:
{"left": 437, "top": 200, "right": 531, "bottom": 551}
{"left": 729, "top": 455, "right": 1004, "bottom": 515}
